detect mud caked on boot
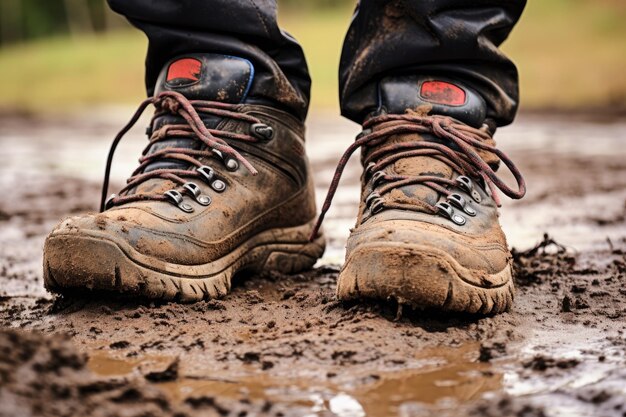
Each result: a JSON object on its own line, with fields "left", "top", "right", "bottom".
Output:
{"left": 313, "top": 76, "right": 526, "bottom": 314}
{"left": 44, "top": 54, "right": 325, "bottom": 301}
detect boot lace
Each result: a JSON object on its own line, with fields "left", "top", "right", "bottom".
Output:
{"left": 310, "top": 113, "right": 526, "bottom": 239}
{"left": 100, "top": 91, "right": 273, "bottom": 213}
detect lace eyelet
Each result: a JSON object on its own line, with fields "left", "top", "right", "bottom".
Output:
{"left": 355, "top": 128, "right": 372, "bottom": 140}
{"left": 197, "top": 166, "right": 215, "bottom": 183}
{"left": 436, "top": 202, "right": 466, "bottom": 225}
{"left": 447, "top": 193, "right": 476, "bottom": 216}
{"left": 365, "top": 192, "right": 380, "bottom": 207}
{"left": 372, "top": 171, "right": 386, "bottom": 186}
{"left": 164, "top": 190, "right": 194, "bottom": 213}
{"left": 196, "top": 165, "right": 226, "bottom": 193}
{"left": 456, "top": 175, "right": 482, "bottom": 203}
{"left": 211, "top": 179, "right": 226, "bottom": 193}
{"left": 196, "top": 166, "right": 226, "bottom": 193}
{"left": 364, "top": 162, "right": 376, "bottom": 178}
{"left": 104, "top": 194, "right": 117, "bottom": 210}
{"left": 225, "top": 159, "right": 239, "bottom": 171}
{"left": 456, "top": 176, "right": 472, "bottom": 191}
{"left": 250, "top": 123, "right": 274, "bottom": 141}
{"left": 183, "top": 182, "right": 211, "bottom": 206}
{"left": 371, "top": 199, "right": 385, "bottom": 214}
{"left": 212, "top": 150, "right": 239, "bottom": 172}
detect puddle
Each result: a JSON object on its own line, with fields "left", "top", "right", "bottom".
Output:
{"left": 88, "top": 352, "right": 173, "bottom": 377}
{"left": 348, "top": 363, "right": 500, "bottom": 415}
{"left": 87, "top": 343, "right": 502, "bottom": 416}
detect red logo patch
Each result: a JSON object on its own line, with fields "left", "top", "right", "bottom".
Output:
{"left": 166, "top": 58, "right": 202, "bottom": 84}
{"left": 420, "top": 81, "right": 466, "bottom": 106}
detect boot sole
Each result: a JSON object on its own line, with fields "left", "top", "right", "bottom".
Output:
{"left": 43, "top": 220, "right": 325, "bottom": 302}
{"left": 336, "top": 242, "right": 514, "bottom": 314}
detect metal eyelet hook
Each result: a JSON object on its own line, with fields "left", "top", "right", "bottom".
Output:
{"left": 183, "top": 182, "right": 211, "bottom": 206}
{"left": 470, "top": 189, "right": 482, "bottom": 203}
{"left": 355, "top": 128, "right": 372, "bottom": 140}
{"left": 250, "top": 123, "right": 274, "bottom": 141}
{"left": 447, "top": 193, "right": 476, "bottom": 216}
{"left": 456, "top": 175, "right": 482, "bottom": 203}
{"left": 364, "top": 162, "right": 376, "bottom": 178}
{"left": 371, "top": 171, "right": 386, "bottom": 186}
{"left": 225, "top": 159, "right": 239, "bottom": 171}
{"left": 196, "top": 166, "right": 227, "bottom": 193}
{"left": 212, "top": 150, "right": 239, "bottom": 172}
{"left": 371, "top": 199, "right": 385, "bottom": 214}
{"left": 456, "top": 176, "right": 473, "bottom": 192}
{"left": 365, "top": 192, "right": 380, "bottom": 207}
{"left": 104, "top": 194, "right": 117, "bottom": 211}
{"left": 197, "top": 166, "right": 215, "bottom": 184}
{"left": 435, "top": 202, "right": 466, "bottom": 225}
{"left": 211, "top": 179, "right": 226, "bottom": 193}
{"left": 164, "top": 190, "right": 194, "bottom": 213}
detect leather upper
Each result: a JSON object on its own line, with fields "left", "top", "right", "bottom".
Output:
{"left": 347, "top": 75, "right": 512, "bottom": 274}
{"left": 51, "top": 54, "right": 317, "bottom": 265}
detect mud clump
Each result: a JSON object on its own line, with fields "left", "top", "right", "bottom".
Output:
{"left": 94, "top": 215, "right": 107, "bottom": 230}
{"left": 478, "top": 342, "right": 507, "bottom": 362}
{"left": 144, "top": 359, "right": 179, "bottom": 382}
{"left": 469, "top": 396, "right": 547, "bottom": 417}
{"left": 512, "top": 233, "right": 575, "bottom": 287}
{"left": 0, "top": 328, "right": 183, "bottom": 417}
{"left": 523, "top": 355, "right": 580, "bottom": 371}
{"left": 561, "top": 295, "right": 573, "bottom": 312}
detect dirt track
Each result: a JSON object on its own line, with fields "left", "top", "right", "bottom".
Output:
{"left": 0, "top": 111, "right": 625, "bottom": 417}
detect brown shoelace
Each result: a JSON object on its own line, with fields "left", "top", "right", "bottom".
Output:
{"left": 100, "top": 91, "right": 264, "bottom": 212}
{"left": 310, "top": 113, "right": 527, "bottom": 239}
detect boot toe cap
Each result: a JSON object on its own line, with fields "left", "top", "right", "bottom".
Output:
{"left": 338, "top": 218, "right": 514, "bottom": 313}
{"left": 347, "top": 218, "right": 511, "bottom": 275}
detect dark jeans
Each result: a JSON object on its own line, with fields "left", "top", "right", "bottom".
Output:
{"left": 108, "top": 0, "right": 526, "bottom": 126}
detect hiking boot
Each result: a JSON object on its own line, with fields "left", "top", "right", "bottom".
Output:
{"left": 44, "top": 54, "right": 325, "bottom": 302}
{"left": 314, "top": 76, "right": 525, "bottom": 314}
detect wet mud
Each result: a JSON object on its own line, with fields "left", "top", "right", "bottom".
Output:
{"left": 0, "top": 112, "right": 625, "bottom": 416}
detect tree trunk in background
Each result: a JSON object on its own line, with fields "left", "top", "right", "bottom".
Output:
{"left": 63, "top": 0, "right": 94, "bottom": 36}
{"left": 0, "top": 0, "right": 23, "bottom": 45}
{"left": 102, "top": 0, "right": 127, "bottom": 31}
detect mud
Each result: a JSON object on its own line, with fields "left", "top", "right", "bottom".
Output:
{"left": 0, "top": 111, "right": 625, "bottom": 416}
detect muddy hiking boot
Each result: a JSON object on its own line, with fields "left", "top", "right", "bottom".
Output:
{"left": 313, "top": 76, "right": 526, "bottom": 314}
{"left": 44, "top": 54, "right": 325, "bottom": 301}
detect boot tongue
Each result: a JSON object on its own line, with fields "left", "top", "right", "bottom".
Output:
{"left": 371, "top": 76, "right": 487, "bottom": 207}
{"left": 141, "top": 54, "right": 254, "bottom": 181}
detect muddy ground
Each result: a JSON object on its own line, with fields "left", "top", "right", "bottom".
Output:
{"left": 0, "top": 111, "right": 625, "bottom": 417}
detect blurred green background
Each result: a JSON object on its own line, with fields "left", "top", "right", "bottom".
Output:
{"left": 0, "top": 0, "right": 624, "bottom": 114}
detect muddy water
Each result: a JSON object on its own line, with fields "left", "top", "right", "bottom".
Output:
{"left": 84, "top": 343, "right": 499, "bottom": 416}
{"left": 0, "top": 111, "right": 625, "bottom": 417}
